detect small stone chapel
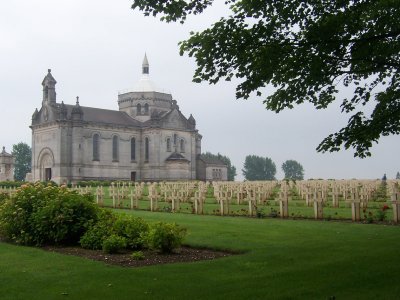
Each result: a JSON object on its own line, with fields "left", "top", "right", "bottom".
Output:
{"left": 30, "top": 55, "right": 228, "bottom": 184}
{"left": 0, "top": 147, "right": 14, "bottom": 181}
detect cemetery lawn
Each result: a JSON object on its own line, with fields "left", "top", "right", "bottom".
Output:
{"left": 1, "top": 211, "right": 400, "bottom": 300}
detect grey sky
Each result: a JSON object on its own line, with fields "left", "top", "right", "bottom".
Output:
{"left": 1, "top": 0, "right": 398, "bottom": 180}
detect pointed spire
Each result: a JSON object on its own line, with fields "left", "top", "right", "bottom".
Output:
{"left": 72, "top": 96, "right": 83, "bottom": 120}
{"left": 142, "top": 53, "right": 149, "bottom": 75}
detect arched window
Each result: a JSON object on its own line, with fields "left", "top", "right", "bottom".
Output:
{"left": 144, "top": 103, "right": 149, "bottom": 114}
{"left": 166, "top": 138, "right": 171, "bottom": 152}
{"left": 112, "top": 135, "right": 119, "bottom": 161}
{"left": 180, "top": 139, "right": 185, "bottom": 153}
{"left": 131, "top": 138, "right": 136, "bottom": 161}
{"left": 145, "top": 137, "right": 149, "bottom": 162}
{"left": 137, "top": 103, "right": 141, "bottom": 115}
{"left": 93, "top": 134, "right": 100, "bottom": 161}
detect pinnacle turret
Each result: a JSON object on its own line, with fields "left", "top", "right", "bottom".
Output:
{"left": 142, "top": 53, "right": 149, "bottom": 75}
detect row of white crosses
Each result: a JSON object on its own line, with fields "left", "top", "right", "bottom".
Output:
{"left": 294, "top": 179, "right": 400, "bottom": 222}
{"left": 0, "top": 186, "right": 17, "bottom": 196}
{"left": 212, "top": 181, "right": 278, "bottom": 216}
{"left": 70, "top": 178, "right": 400, "bottom": 223}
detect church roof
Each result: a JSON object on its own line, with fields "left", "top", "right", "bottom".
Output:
{"left": 131, "top": 53, "right": 164, "bottom": 93}
{"left": 165, "top": 152, "right": 189, "bottom": 162}
{"left": 132, "top": 74, "right": 160, "bottom": 92}
{"left": 42, "top": 69, "right": 56, "bottom": 85}
{"left": 198, "top": 155, "right": 226, "bottom": 166}
{"left": 142, "top": 53, "right": 149, "bottom": 67}
{"left": 0, "top": 147, "right": 12, "bottom": 157}
{"left": 64, "top": 104, "right": 142, "bottom": 127}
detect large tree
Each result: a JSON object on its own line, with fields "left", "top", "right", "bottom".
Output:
{"left": 201, "top": 152, "right": 237, "bottom": 181}
{"left": 132, "top": 0, "right": 400, "bottom": 158}
{"left": 396, "top": 171, "right": 400, "bottom": 180}
{"left": 242, "top": 155, "right": 276, "bottom": 181}
{"left": 12, "top": 142, "right": 31, "bottom": 181}
{"left": 282, "top": 160, "right": 304, "bottom": 180}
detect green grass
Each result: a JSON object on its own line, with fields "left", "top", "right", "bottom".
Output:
{"left": 1, "top": 211, "right": 400, "bottom": 299}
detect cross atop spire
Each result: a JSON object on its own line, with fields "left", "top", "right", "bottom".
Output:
{"left": 142, "top": 53, "right": 149, "bottom": 75}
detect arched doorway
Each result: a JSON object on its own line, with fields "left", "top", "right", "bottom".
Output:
{"left": 38, "top": 148, "right": 55, "bottom": 182}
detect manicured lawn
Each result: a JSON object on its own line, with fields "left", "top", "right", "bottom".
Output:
{"left": 1, "top": 211, "right": 399, "bottom": 299}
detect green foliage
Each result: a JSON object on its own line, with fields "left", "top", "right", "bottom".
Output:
{"left": 282, "top": 160, "right": 304, "bottom": 180}
{"left": 132, "top": 0, "right": 400, "bottom": 158}
{"left": 0, "top": 181, "right": 24, "bottom": 188}
{"left": 375, "top": 205, "right": 389, "bottom": 222}
{"left": 201, "top": 152, "right": 237, "bottom": 181}
{"left": 80, "top": 210, "right": 149, "bottom": 251}
{"left": 113, "top": 214, "right": 149, "bottom": 250}
{"left": 0, "top": 183, "right": 99, "bottom": 246}
{"left": 79, "top": 210, "right": 116, "bottom": 250}
{"left": 242, "top": 155, "right": 276, "bottom": 181}
{"left": 0, "top": 192, "right": 8, "bottom": 205}
{"left": 102, "top": 234, "right": 127, "bottom": 254}
{"left": 12, "top": 142, "right": 32, "bottom": 181}
{"left": 396, "top": 172, "right": 400, "bottom": 180}
{"left": 131, "top": 250, "right": 145, "bottom": 260}
{"left": 144, "top": 222, "right": 187, "bottom": 253}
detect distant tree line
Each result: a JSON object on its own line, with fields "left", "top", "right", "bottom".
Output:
{"left": 241, "top": 155, "right": 304, "bottom": 181}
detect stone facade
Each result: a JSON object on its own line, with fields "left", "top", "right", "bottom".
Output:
{"left": 0, "top": 147, "right": 14, "bottom": 181}
{"left": 30, "top": 55, "right": 227, "bottom": 184}
{"left": 197, "top": 156, "right": 228, "bottom": 181}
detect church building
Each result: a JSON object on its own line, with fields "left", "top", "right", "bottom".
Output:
{"left": 30, "top": 55, "right": 227, "bottom": 184}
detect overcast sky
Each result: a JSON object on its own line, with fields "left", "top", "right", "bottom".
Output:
{"left": 1, "top": 0, "right": 398, "bottom": 180}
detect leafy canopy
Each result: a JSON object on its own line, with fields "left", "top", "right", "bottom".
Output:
{"left": 242, "top": 155, "right": 276, "bottom": 181}
{"left": 282, "top": 160, "right": 304, "bottom": 180}
{"left": 132, "top": 0, "right": 400, "bottom": 158}
{"left": 12, "top": 142, "right": 31, "bottom": 181}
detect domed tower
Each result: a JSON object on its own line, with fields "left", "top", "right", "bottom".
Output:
{"left": 118, "top": 54, "right": 174, "bottom": 122}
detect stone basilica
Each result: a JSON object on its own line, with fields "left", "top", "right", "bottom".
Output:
{"left": 30, "top": 55, "right": 227, "bottom": 184}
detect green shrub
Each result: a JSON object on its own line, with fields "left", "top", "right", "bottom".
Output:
{"left": 80, "top": 211, "right": 149, "bottom": 251}
{"left": 131, "top": 251, "right": 145, "bottom": 260}
{"left": 113, "top": 214, "right": 149, "bottom": 250}
{"left": 79, "top": 210, "right": 116, "bottom": 250}
{"left": 0, "top": 183, "right": 99, "bottom": 246}
{"left": 375, "top": 205, "right": 389, "bottom": 221}
{"left": 102, "top": 234, "right": 127, "bottom": 254}
{"left": 0, "top": 192, "right": 8, "bottom": 204}
{"left": 144, "top": 222, "right": 187, "bottom": 253}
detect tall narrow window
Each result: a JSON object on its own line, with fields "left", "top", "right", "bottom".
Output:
{"left": 144, "top": 103, "right": 149, "bottom": 114}
{"left": 166, "top": 138, "right": 171, "bottom": 152}
{"left": 180, "top": 139, "right": 185, "bottom": 153}
{"left": 145, "top": 137, "right": 149, "bottom": 162}
{"left": 137, "top": 103, "right": 141, "bottom": 115}
{"left": 112, "top": 135, "right": 119, "bottom": 161}
{"left": 131, "top": 138, "right": 136, "bottom": 161}
{"left": 93, "top": 134, "right": 99, "bottom": 161}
